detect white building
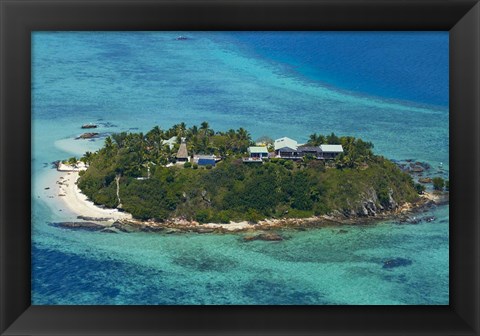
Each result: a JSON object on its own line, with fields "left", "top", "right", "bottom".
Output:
{"left": 247, "top": 146, "right": 269, "bottom": 159}
{"left": 274, "top": 137, "right": 298, "bottom": 151}
{"left": 162, "top": 136, "right": 178, "bottom": 150}
{"left": 320, "top": 144, "right": 344, "bottom": 159}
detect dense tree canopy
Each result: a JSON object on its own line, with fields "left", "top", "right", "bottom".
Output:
{"left": 77, "top": 124, "right": 419, "bottom": 223}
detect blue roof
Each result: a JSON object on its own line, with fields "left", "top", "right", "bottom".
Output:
{"left": 198, "top": 158, "right": 216, "bottom": 166}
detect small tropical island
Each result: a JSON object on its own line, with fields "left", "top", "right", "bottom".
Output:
{"left": 52, "top": 122, "right": 448, "bottom": 235}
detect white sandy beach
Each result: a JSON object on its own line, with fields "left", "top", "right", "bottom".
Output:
{"left": 51, "top": 171, "right": 132, "bottom": 221}
{"left": 45, "top": 169, "right": 254, "bottom": 230}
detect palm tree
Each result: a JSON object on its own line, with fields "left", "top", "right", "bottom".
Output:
{"left": 153, "top": 142, "right": 170, "bottom": 165}
{"left": 67, "top": 156, "right": 78, "bottom": 168}
{"left": 105, "top": 136, "right": 114, "bottom": 150}
{"left": 309, "top": 133, "right": 318, "bottom": 145}
{"left": 177, "top": 122, "right": 187, "bottom": 138}
{"left": 168, "top": 123, "right": 186, "bottom": 138}
{"left": 197, "top": 135, "right": 213, "bottom": 154}
{"left": 189, "top": 135, "right": 200, "bottom": 154}
{"left": 189, "top": 125, "right": 198, "bottom": 136}
{"left": 200, "top": 121, "right": 209, "bottom": 132}
{"left": 145, "top": 126, "right": 164, "bottom": 162}
{"left": 235, "top": 127, "right": 251, "bottom": 153}
{"left": 111, "top": 132, "right": 128, "bottom": 148}
{"left": 200, "top": 121, "right": 212, "bottom": 138}
{"left": 103, "top": 136, "right": 116, "bottom": 158}
{"left": 236, "top": 127, "right": 250, "bottom": 141}
{"left": 80, "top": 151, "right": 94, "bottom": 165}
{"left": 146, "top": 126, "right": 163, "bottom": 145}
{"left": 308, "top": 133, "right": 326, "bottom": 146}
{"left": 326, "top": 132, "right": 340, "bottom": 144}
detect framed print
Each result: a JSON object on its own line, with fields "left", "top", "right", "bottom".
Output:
{"left": 31, "top": 31, "right": 452, "bottom": 305}
{"left": 1, "top": 1, "right": 479, "bottom": 335}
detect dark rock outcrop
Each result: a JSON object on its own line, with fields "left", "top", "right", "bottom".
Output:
{"left": 356, "top": 189, "right": 378, "bottom": 217}
{"left": 396, "top": 214, "right": 436, "bottom": 225}
{"left": 165, "top": 228, "right": 180, "bottom": 234}
{"left": 395, "top": 160, "right": 432, "bottom": 174}
{"left": 100, "top": 228, "right": 119, "bottom": 234}
{"left": 355, "top": 187, "right": 399, "bottom": 218}
{"left": 386, "top": 189, "right": 398, "bottom": 210}
{"left": 112, "top": 220, "right": 141, "bottom": 233}
{"left": 243, "top": 232, "right": 284, "bottom": 242}
{"left": 410, "top": 165, "right": 424, "bottom": 173}
{"left": 81, "top": 124, "right": 98, "bottom": 129}
{"left": 76, "top": 132, "right": 99, "bottom": 140}
{"left": 415, "top": 161, "right": 432, "bottom": 170}
{"left": 77, "top": 215, "right": 111, "bottom": 222}
{"left": 139, "top": 225, "right": 165, "bottom": 233}
{"left": 50, "top": 221, "right": 105, "bottom": 231}
{"left": 418, "top": 177, "right": 433, "bottom": 184}
{"left": 404, "top": 216, "right": 421, "bottom": 224}
{"left": 193, "top": 227, "right": 216, "bottom": 234}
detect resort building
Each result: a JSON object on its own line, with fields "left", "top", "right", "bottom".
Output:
{"left": 297, "top": 145, "right": 323, "bottom": 158}
{"left": 274, "top": 137, "right": 298, "bottom": 151}
{"left": 162, "top": 136, "right": 178, "bottom": 150}
{"left": 248, "top": 146, "right": 269, "bottom": 159}
{"left": 273, "top": 137, "right": 344, "bottom": 160}
{"left": 242, "top": 137, "right": 344, "bottom": 163}
{"left": 176, "top": 139, "right": 189, "bottom": 163}
{"left": 320, "top": 144, "right": 344, "bottom": 159}
{"left": 275, "top": 146, "right": 299, "bottom": 159}
{"left": 274, "top": 137, "right": 300, "bottom": 159}
{"left": 243, "top": 146, "right": 269, "bottom": 163}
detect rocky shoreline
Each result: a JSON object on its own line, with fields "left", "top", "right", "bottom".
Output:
{"left": 50, "top": 191, "right": 449, "bottom": 241}
{"left": 48, "top": 151, "right": 449, "bottom": 242}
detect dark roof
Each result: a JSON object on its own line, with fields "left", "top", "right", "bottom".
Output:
{"left": 297, "top": 146, "right": 321, "bottom": 152}
{"left": 276, "top": 146, "right": 296, "bottom": 152}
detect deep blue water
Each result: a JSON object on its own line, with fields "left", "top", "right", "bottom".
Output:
{"left": 31, "top": 32, "right": 449, "bottom": 305}
{"left": 227, "top": 32, "right": 448, "bottom": 106}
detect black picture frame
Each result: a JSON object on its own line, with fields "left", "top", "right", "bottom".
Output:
{"left": 1, "top": 0, "right": 479, "bottom": 335}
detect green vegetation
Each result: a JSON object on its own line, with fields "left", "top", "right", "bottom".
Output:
{"left": 432, "top": 177, "right": 445, "bottom": 191}
{"left": 63, "top": 156, "right": 78, "bottom": 166}
{"left": 77, "top": 124, "right": 419, "bottom": 223}
{"left": 414, "top": 183, "right": 426, "bottom": 195}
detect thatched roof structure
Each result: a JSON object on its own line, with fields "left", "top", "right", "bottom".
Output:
{"left": 176, "top": 142, "right": 189, "bottom": 159}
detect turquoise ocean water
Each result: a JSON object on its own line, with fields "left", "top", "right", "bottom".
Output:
{"left": 32, "top": 32, "right": 449, "bottom": 305}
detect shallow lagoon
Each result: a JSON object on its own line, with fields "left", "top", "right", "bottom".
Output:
{"left": 32, "top": 32, "right": 449, "bottom": 305}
